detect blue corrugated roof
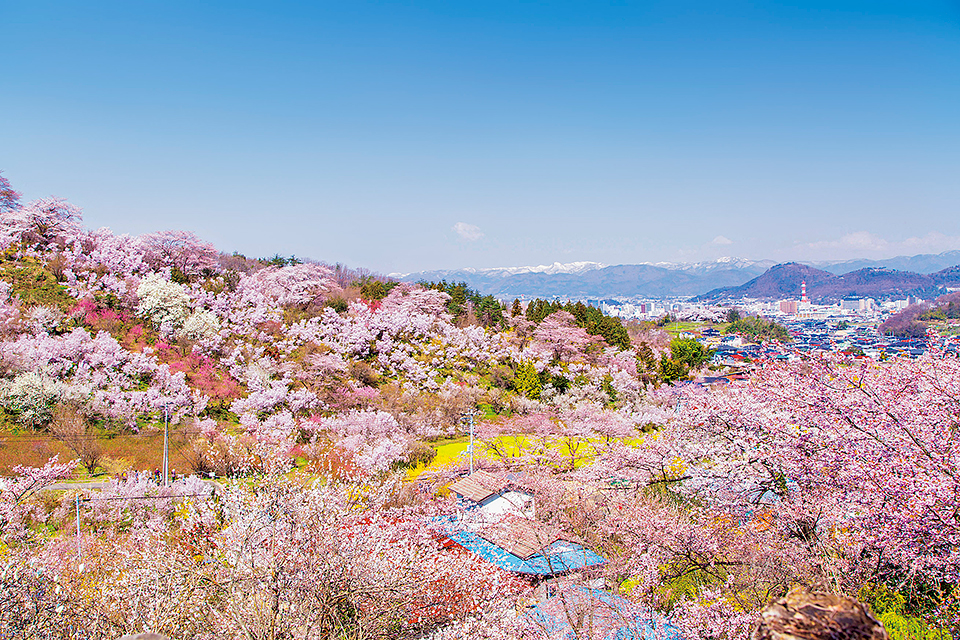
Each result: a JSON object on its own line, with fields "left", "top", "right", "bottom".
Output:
{"left": 522, "top": 587, "right": 686, "bottom": 640}
{"left": 438, "top": 520, "right": 605, "bottom": 575}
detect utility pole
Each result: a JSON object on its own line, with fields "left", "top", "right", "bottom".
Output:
{"left": 163, "top": 404, "right": 169, "bottom": 487}
{"left": 468, "top": 412, "right": 474, "bottom": 475}
{"left": 460, "top": 412, "right": 477, "bottom": 475}
{"left": 75, "top": 494, "right": 81, "bottom": 563}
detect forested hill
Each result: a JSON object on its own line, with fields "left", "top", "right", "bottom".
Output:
{"left": 698, "top": 262, "right": 957, "bottom": 302}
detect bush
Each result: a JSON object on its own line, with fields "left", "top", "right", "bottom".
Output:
{"left": 0, "top": 372, "right": 66, "bottom": 426}
{"left": 487, "top": 364, "right": 515, "bottom": 389}
{"left": 325, "top": 296, "right": 348, "bottom": 313}
{"left": 178, "top": 309, "right": 221, "bottom": 342}
{"left": 349, "top": 361, "right": 380, "bottom": 387}
{"left": 136, "top": 274, "right": 190, "bottom": 330}
{"left": 404, "top": 442, "right": 437, "bottom": 468}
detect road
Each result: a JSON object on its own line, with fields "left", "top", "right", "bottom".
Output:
{"left": 44, "top": 479, "right": 222, "bottom": 494}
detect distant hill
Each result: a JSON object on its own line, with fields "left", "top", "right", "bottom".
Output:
{"left": 698, "top": 263, "right": 837, "bottom": 301}
{"left": 933, "top": 265, "right": 960, "bottom": 288}
{"left": 814, "top": 250, "right": 960, "bottom": 275}
{"left": 698, "top": 264, "right": 945, "bottom": 302}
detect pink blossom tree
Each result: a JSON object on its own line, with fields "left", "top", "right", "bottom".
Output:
{"left": 1, "top": 197, "right": 83, "bottom": 251}
{"left": 140, "top": 229, "right": 220, "bottom": 277}
{"left": 319, "top": 409, "right": 409, "bottom": 473}
{"left": 0, "top": 456, "right": 76, "bottom": 541}
{"left": 534, "top": 311, "right": 601, "bottom": 363}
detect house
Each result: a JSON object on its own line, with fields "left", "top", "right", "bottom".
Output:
{"left": 438, "top": 515, "right": 605, "bottom": 578}
{"left": 449, "top": 469, "right": 536, "bottom": 521}
{"left": 440, "top": 471, "right": 606, "bottom": 605}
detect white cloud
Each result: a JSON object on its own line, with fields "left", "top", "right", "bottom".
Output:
{"left": 452, "top": 222, "right": 484, "bottom": 241}
{"left": 803, "top": 231, "right": 960, "bottom": 258}
{"left": 710, "top": 235, "right": 733, "bottom": 246}
{"left": 806, "top": 231, "right": 888, "bottom": 252}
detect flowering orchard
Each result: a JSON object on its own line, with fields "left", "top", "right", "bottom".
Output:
{"left": 0, "top": 173, "right": 957, "bottom": 638}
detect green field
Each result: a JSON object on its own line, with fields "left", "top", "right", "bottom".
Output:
{"left": 405, "top": 437, "right": 472, "bottom": 480}
{"left": 662, "top": 321, "right": 716, "bottom": 337}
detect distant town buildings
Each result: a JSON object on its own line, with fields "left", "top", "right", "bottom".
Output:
{"left": 516, "top": 277, "right": 924, "bottom": 327}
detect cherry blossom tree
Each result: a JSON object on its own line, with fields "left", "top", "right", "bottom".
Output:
{"left": 677, "top": 353, "right": 960, "bottom": 585}
{"left": 1, "top": 197, "right": 83, "bottom": 251}
{"left": 319, "top": 409, "right": 409, "bottom": 473}
{"left": 238, "top": 262, "right": 341, "bottom": 309}
{"left": 140, "top": 229, "right": 220, "bottom": 278}
{"left": 534, "top": 311, "right": 600, "bottom": 363}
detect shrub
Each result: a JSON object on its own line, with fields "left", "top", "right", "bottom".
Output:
{"left": 348, "top": 361, "right": 380, "bottom": 387}
{"left": 178, "top": 309, "right": 221, "bottom": 342}
{"left": 0, "top": 371, "right": 66, "bottom": 426}
{"left": 487, "top": 364, "right": 515, "bottom": 389}
{"left": 404, "top": 442, "right": 437, "bottom": 468}
{"left": 136, "top": 273, "right": 190, "bottom": 330}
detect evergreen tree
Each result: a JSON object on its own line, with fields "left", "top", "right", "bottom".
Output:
{"left": 513, "top": 361, "right": 542, "bottom": 399}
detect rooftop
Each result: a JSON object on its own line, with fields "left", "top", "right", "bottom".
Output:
{"left": 438, "top": 517, "right": 605, "bottom": 576}
{"left": 449, "top": 470, "right": 509, "bottom": 503}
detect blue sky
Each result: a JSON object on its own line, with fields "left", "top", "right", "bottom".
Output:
{"left": 3, "top": 1, "right": 959, "bottom": 273}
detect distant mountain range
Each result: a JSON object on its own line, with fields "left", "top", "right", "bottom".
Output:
{"left": 398, "top": 258, "right": 775, "bottom": 299}
{"left": 398, "top": 251, "right": 960, "bottom": 300}
{"left": 812, "top": 250, "right": 960, "bottom": 275}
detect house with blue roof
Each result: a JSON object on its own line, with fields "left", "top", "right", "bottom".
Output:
{"left": 438, "top": 471, "right": 607, "bottom": 602}
{"left": 438, "top": 516, "right": 605, "bottom": 578}
{"left": 431, "top": 473, "right": 686, "bottom": 640}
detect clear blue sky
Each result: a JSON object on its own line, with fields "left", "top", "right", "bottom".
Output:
{"left": 3, "top": 1, "right": 959, "bottom": 273}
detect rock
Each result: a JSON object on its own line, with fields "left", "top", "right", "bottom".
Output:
{"left": 753, "top": 589, "right": 888, "bottom": 640}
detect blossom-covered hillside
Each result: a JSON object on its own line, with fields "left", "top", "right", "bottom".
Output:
{"left": 0, "top": 175, "right": 653, "bottom": 478}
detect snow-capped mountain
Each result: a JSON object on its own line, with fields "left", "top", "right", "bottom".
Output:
{"left": 398, "top": 258, "right": 773, "bottom": 299}
{"left": 391, "top": 261, "right": 605, "bottom": 279}
{"left": 641, "top": 257, "right": 776, "bottom": 275}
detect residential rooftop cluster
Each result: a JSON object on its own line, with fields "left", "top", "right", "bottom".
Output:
{"left": 432, "top": 470, "right": 680, "bottom": 638}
